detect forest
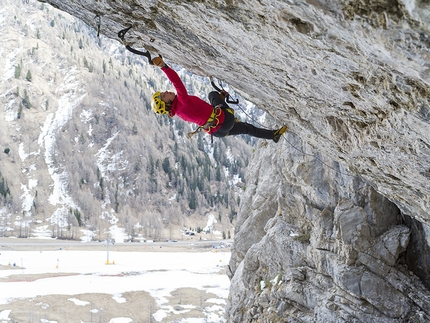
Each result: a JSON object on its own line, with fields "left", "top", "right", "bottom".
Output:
{"left": 0, "top": 0, "right": 266, "bottom": 242}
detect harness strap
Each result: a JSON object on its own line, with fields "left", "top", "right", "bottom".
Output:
{"left": 186, "top": 105, "right": 234, "bottom": 139}
{"left": 187, "top": 105, "right": 221, "bottom": 138}
{"left": 204, "top": 106, "right": 223, "bottom": 130}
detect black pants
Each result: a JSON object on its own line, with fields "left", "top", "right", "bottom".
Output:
{"left": 208, "top": 91, "right": 274, "bottom": 139}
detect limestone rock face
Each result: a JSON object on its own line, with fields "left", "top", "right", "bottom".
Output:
{"left": 228, "top": 141, "right": 430, "bottom": 322}
{"left": 38, "top": 0, "right": 430, "bottom": 321}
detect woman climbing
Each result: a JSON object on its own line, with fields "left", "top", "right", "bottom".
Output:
{"left": 150, "top": 57, "right": 288, "bottom": 142}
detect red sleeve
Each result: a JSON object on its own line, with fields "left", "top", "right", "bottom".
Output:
{"left": 161, "top": 67, "right": 188, "bottom": 97}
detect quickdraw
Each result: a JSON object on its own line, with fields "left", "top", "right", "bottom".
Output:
{"left": 94, "top": 15, "right": 101, "bottom": 37}
{"left": 118, "top": 26, "right": 155, "bottom": 65}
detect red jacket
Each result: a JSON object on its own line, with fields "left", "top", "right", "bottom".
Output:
{"left": 161, "top": 66, "right": 224, "bottom": 134}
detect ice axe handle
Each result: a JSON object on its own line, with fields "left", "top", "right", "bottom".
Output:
{"left": 118, "top": 26, "right": 157, "bottom": 65}
{"left": 125, "top": 45, "right": 153, "bottom": 64}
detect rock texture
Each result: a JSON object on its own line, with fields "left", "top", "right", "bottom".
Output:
{"left": 36, "top": 0, "right": 430, "bottom": 321}
{"left": 228, "top": 138, "right": 430, "bottom": 322}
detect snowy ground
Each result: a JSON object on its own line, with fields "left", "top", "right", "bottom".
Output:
{"left": 0, "top": 242, "right": 230, "bottom": 323}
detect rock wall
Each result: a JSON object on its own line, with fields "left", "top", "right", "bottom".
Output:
{"left": 227, "top": 135, "right": 430, "bottom": 322}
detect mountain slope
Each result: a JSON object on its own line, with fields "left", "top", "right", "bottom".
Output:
{"left": 0, "top": 0, "right": 255, "bottom": 242}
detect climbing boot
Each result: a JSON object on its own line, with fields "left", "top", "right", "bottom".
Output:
{"left": 273, "top": 125, "right": 288, "bottom": 143}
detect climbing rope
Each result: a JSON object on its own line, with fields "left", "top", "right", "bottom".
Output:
{"left": 211, "top": 77, "right": 354, "bottom": 177}
{"left": 242, "top": 104, "right": 354, "bottom": 177}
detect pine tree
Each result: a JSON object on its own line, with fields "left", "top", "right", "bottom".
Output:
{"left": 132, "top": 123, "right": 138, "bottom": 135}
{"left": 189, "top": 190, "right": 197, "bottom": 210}
{"left": 216, "top": 166, "right": 222, "bottom": 181}
{"left": 26, "top": 70, "right": 32, "bottom": 82}
{"left": 162, "top": 158, "right": 171, "bottom": 174}
{"left": 74, "top": 209, "right": 82, "bottom": 226}
{"left": 23, "top": 89, "right": 31, "bottom": 109}
{"left": 0, "top": 177, "right": 10, "bottom": 198}
{"left": 18, "top": 103, "right": 23, "bottom": 118}
{"left": 14, "top": 64, "right": 21, "bottom": 78}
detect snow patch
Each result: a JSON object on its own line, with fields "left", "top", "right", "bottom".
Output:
{"left": 0, "top": 250, "right": 230, "bottom": 323}
{"left": 109, "top": 318, "right": 132, "bottom": 323}
{"left": 68, "top": 298, "right": 90, "bottom": 306}
{"left": 1, "top": 48, "right": 20, "bottom": 82}
{"left": 19, "top": 143, "right": 28, "bottom": 161}
{"left": 37, "top": 66, "right": 85, "bottom": 217}
{"left": 80, "top": 109, "right": 93, "bottom": 122}
{"left": 112, "top": 294, "right": 127, "bottom": 303}
{"left": 0, "top": 310, "right": 11, "bottom": 321}
{"left": 203, "top": 214, "right": 217, "bottom": 233}
{"left": 109, "top": 225, "right": 126, "bottom": 243}
{"left": 20, "top": 182, "right": 35, "bottom": 213}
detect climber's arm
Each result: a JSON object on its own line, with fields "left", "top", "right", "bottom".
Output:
{"left": 152, "top": 57, "right": 187, "bottom": 97}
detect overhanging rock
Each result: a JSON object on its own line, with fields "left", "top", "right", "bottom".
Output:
{"left": 39, "top": 0, "right": 430, "bottom": 226}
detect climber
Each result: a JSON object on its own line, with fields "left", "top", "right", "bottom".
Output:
{"left": 151, "top": 56, "right": 288, "bottom": 142}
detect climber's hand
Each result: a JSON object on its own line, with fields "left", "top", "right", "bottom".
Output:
{"left": 152, "top": 56, "right": 165, "bottom": 68}
{"left": 220, "top": 90, "right": 229, "bottom": 100}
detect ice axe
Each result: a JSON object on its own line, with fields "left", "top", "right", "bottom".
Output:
{"left": 118, "top": 26, "right": 160, "bottom": 65}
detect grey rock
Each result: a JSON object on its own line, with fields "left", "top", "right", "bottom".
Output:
{"left": 226, "top": 140, "right": 428, "bottom": 322}
{"left": 359, "top": 271, "right": 410, "bottom": 318}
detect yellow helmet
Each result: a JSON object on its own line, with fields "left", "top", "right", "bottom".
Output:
{"left": 151, "top": 92, "right": 169, "bottom": 115}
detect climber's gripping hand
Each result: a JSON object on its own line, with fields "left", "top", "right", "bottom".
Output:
{"left": 220, "top": 90, "right": 229, "bottom": 100}
{"left": 152, "top": 56, "right": 166, "bottom": 68}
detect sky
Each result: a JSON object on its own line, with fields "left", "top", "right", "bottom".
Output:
{"left": 0, "top": 247, "right": 231, "bottom": 323}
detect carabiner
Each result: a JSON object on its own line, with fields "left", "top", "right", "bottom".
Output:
{"left": 94, "top": 15, "right": 101, "bottom": 37}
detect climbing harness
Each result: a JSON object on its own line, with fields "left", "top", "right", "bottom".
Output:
{"left": 186, "top": 77, "right": 237, "bottom": 140}
{"left": 186, "top": 105, "right": 224, "bottom": 139}
{"left": 94, "top": 15, "right": 101, "bottom": 37}
{"left": 118, "top": 26, "right": 155, "bottom": 65}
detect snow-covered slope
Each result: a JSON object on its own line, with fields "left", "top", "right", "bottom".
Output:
{"left": 0, "top": 0, "right": 252, "bottom": 242}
